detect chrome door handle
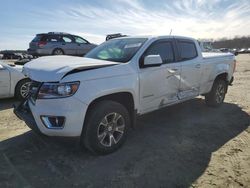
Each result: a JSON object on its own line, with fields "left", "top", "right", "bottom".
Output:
{"left": 195, "top": 64, "right": 201, "bottom": 68}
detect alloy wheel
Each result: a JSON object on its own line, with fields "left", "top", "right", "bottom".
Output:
{"left": 54, "top": 49, "right": 63, "bottom": 55}
{"left": 97, "top": 112, "right": 125, "bottom": 147}
{"left": 20, "top": 82, "right": 31, "bottom": 98}
{"left": 215, "top": 83, "right": 225, "bottom": 103}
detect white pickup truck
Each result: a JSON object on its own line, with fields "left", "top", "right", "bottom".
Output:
{"left": 14, "top": 36, "right": 236, "bottom": 154}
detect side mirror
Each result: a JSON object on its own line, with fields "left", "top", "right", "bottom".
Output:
{"left": 0, "top": 64, "right": 5, "bottom": 70}
{"left": 143, "top": 55, "right": 162, "bottom": 67}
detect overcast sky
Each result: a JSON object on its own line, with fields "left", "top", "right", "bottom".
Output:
{"left": 0, "top": 0, "right": 250, "bottom": 50}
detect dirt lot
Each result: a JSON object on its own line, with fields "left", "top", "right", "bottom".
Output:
{"left": 0, "top": 55, "right": 250, "bottom": 188}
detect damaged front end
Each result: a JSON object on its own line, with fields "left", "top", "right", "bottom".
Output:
{"left": 14, "top": 99, "right": 42, "bottom": 135}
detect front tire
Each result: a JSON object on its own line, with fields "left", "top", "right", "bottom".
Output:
{"left": 15, "top": 79, "right": 31, "bottom": 100}
{"left": 82, "top": 101, "right": 130, "bottom": 155}
{"left": 205, "top": 79, "right": 227, "bottom": 107}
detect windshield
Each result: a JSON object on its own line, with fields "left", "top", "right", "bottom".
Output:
{"left": 85, "top": 38, "right": 148, "bottom": 63}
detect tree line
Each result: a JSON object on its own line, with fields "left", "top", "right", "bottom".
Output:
{"left": 212, "top": 36, "right": 250, "bottom": 49}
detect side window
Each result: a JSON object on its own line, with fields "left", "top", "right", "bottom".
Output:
{"left": 144, "top": 42, "right": 174, "bottom": 64}
{"left": 62, "top": 36, "right": 73, "bottom": 43}
{"left": 50, "top": 37, "right": 58, "bottom": 42}
{"left": 47, "top": 35, "right": 59, "bottom": 42}
{"left": 178, "top": 41, "right": 197, "bottom": 61}
{"left": 75, "top": 36, "right": 88, "bottom": 44}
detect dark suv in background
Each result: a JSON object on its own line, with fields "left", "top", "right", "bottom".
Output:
{"left": 28, "top": 32, "right": 97, "bottom": 56}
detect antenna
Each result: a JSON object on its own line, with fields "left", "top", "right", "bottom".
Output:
{"left": 169, "top": 29, "right": 172, "bottom": 35}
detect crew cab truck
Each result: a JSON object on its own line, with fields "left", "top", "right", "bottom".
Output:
{"left": 14, "top": 36, "right": 236, "bottom": 155}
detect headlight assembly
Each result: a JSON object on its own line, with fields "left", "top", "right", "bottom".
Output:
{"left": 37, "top": 81, "right": 80, "bottom": 99}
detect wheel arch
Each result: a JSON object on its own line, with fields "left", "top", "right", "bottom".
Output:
{"left": 84, "top": 92, "right": 136, "bottom": 128}
{"left": 214, "top": 72, "right": 229, "bottom": 82}
{"left": 202, "top": 72, "right": 230, "bottom": 96}
{"left": 14, "top": 78, "right": 31, "bottom": 98}
{"left": 212, "top": 72, "right": 229, "bottom": 93}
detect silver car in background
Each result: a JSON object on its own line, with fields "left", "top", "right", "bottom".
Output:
{"left": 28, "top": 32, "right": 97, "bottom": 56}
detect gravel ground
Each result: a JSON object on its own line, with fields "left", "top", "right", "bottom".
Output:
{"left": 0, "top": 55, "right": 249, "bottom": 188}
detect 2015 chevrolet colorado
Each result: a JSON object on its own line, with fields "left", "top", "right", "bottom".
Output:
{"left": 14, "top": 36, "right": 236, "bottom": 154}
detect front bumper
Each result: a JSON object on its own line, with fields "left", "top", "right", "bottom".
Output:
{"left": 14, "top": 97, "right": 88, "bottom": 137}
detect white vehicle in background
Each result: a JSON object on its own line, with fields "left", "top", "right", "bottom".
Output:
{"left": 0, "top": 62, "right": 31, "bottom": 99}
{"left": 15, "top": 35, "right": 236, "bottom": 155}
{"left": 238, "top": 48, "right": 247, "bottom": 54}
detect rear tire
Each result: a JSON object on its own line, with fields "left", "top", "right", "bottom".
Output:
{"left": 52, "top": 48, "right": 64, "bottom": 55}
{"left": 205, "top": 79, "right": 227, "bottom": 107}
{"left": 81, "top": 100, "right": 130, "bottom": 155}
{"left": 15, "top": 78, "right": 31, "bottom": 100}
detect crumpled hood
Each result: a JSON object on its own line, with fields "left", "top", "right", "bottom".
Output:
{"left": 23, "top": 55, "right": 119, "bottom": 82}
{"left": 12, "top": 65, "right": 23, "bottom": 72}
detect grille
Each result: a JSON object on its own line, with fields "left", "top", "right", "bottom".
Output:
{"left": 29, "top": 81, "right": 42, "bottom": 103}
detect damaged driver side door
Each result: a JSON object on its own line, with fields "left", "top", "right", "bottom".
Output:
{"left": 139, "top": 39, "right": 181, "bottom": 113}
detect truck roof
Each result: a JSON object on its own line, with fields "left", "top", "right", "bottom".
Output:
{"left": 110, "top": 35, "right": 196, "bottom": 41}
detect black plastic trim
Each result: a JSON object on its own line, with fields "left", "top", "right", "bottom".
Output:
{"left": 13, "top": 100, "right": 42, "bottom": 135}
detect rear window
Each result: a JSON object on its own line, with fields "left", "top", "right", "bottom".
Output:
{"left": 32, "top": 35, "right": 42, "bottom": 42}
{"left": 178, "top": 41, "right": 197, "bottom": 61}
{"left": 32, "top": 35, "right": 47, "bottom": 42}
